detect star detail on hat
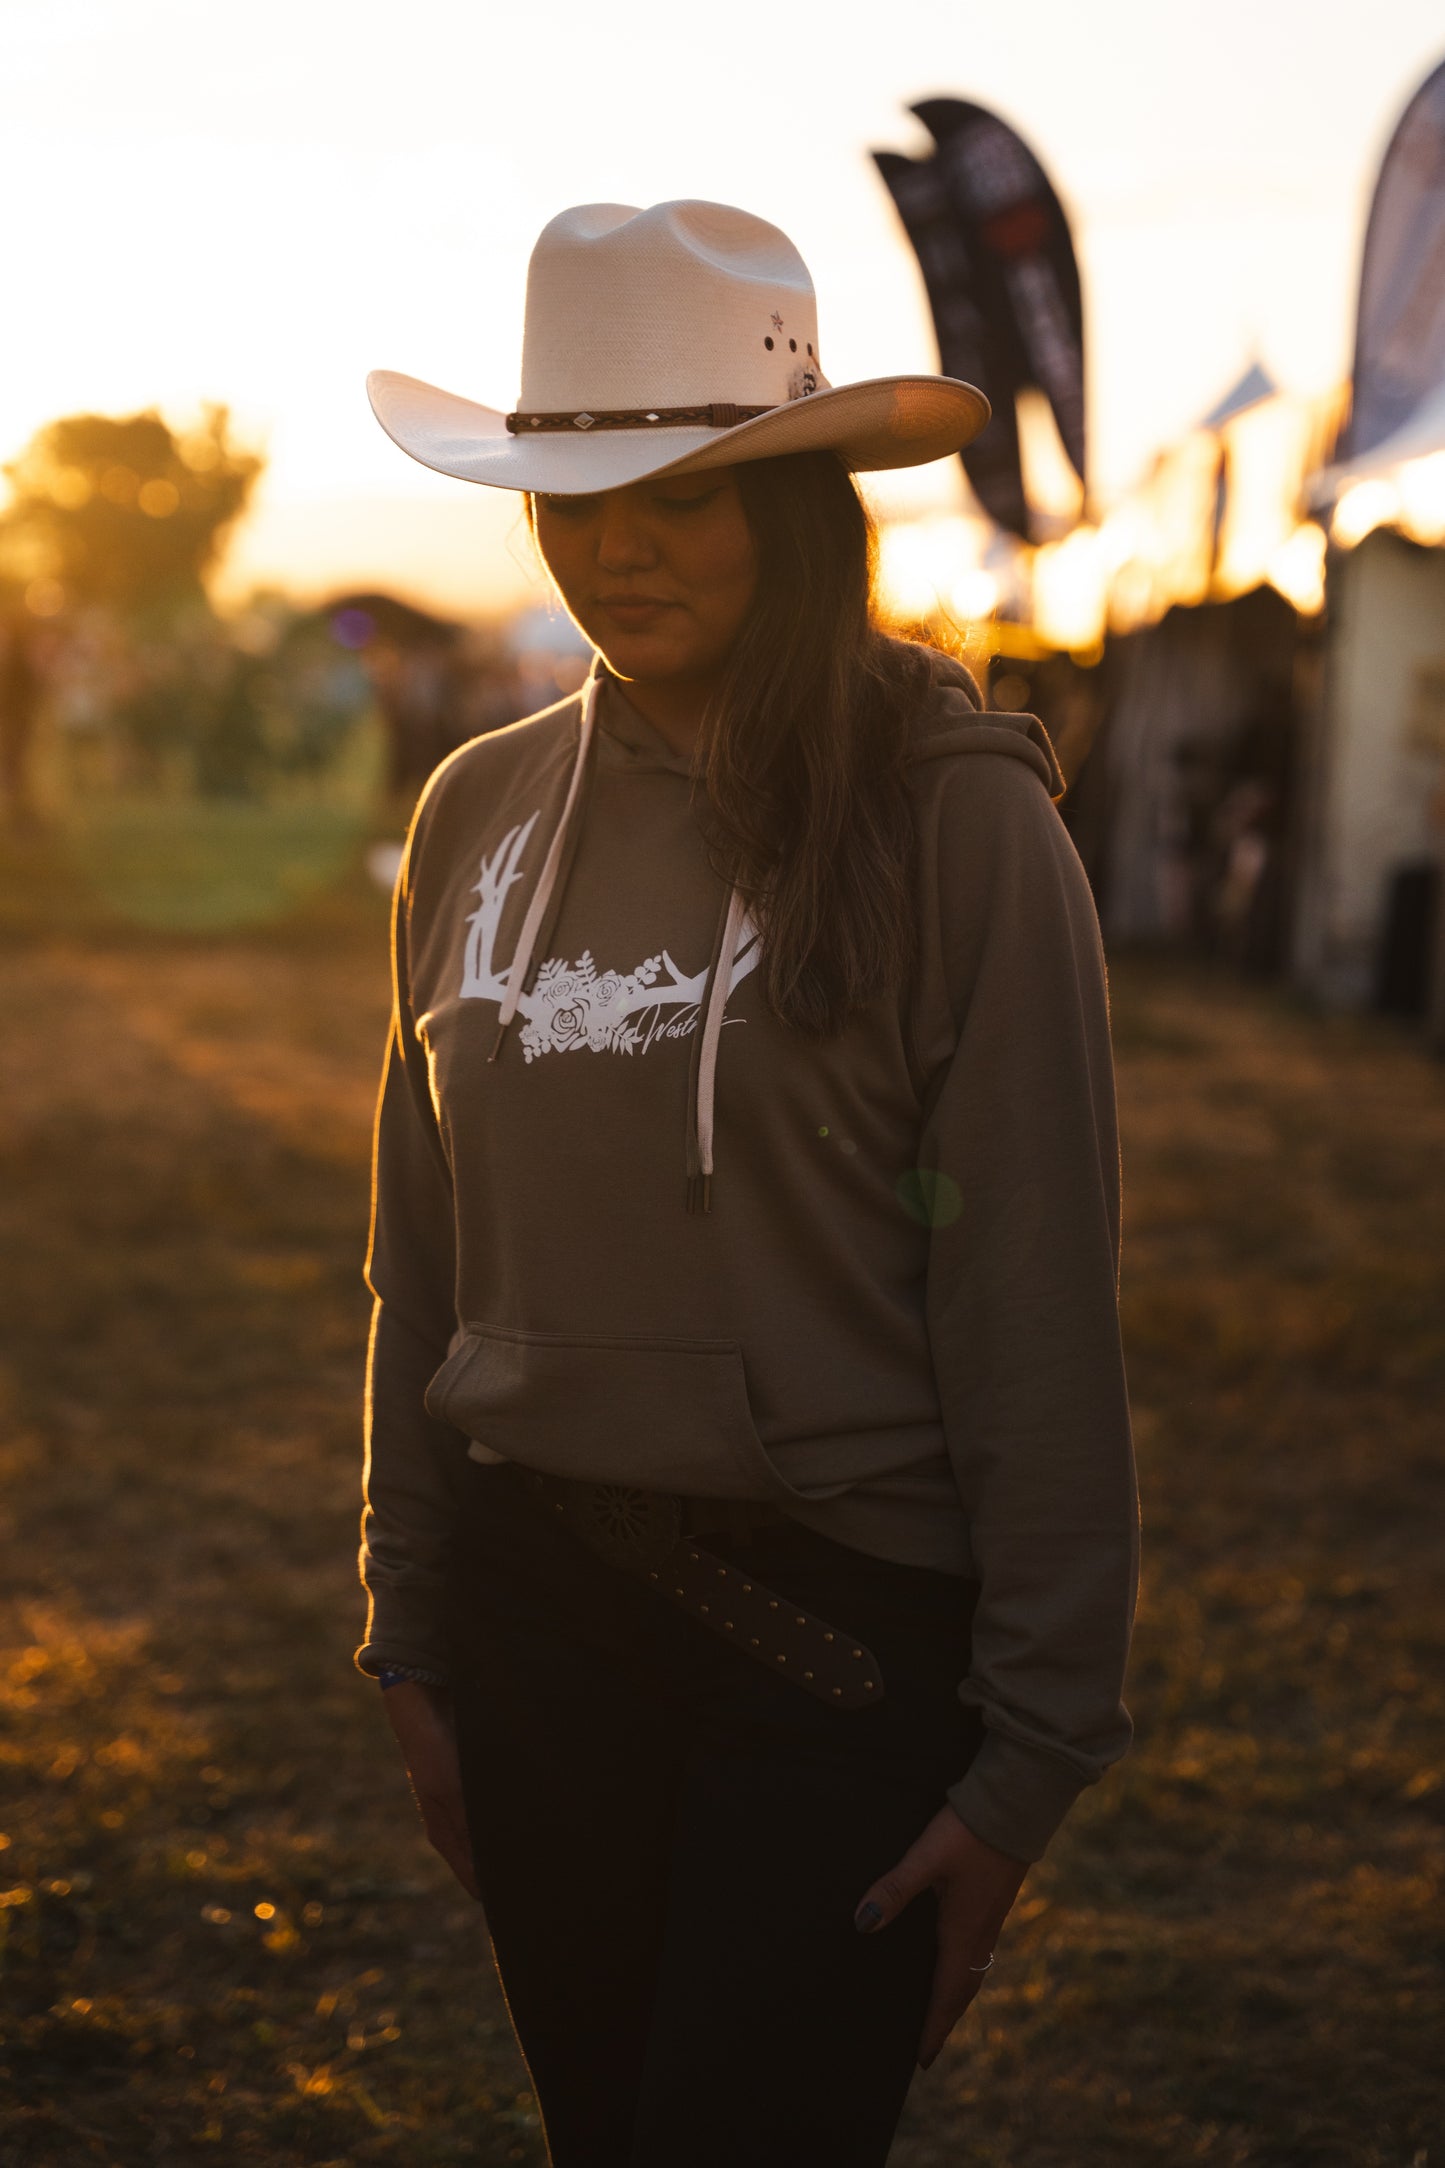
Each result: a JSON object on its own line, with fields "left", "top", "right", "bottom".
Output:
{"left": 770, "top": 311, "right": 784, "bottom": 331}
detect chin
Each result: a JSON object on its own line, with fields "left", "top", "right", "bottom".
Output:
{"left": 592, "top": 630, "right": 701, "bottom": 684}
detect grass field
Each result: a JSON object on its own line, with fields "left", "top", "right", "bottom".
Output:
{"left": 0, "top": 831, "right": 1441, "bottom": 2166}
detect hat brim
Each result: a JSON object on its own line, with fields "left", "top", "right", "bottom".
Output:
{"left": 366, "top": 369, "right": 990, "bottom": 495}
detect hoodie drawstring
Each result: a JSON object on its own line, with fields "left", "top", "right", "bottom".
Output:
{"left": 489, "top": 671, "right": 600, "bottom": 1062}
{"left": 491, "top": 667, "right": 747, "bottom": 1213}
{"left": 686, "top": 883, "right": 749, "bottom": 1215}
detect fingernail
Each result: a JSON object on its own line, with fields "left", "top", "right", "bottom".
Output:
{"left": 854, "top": 1901, "right": 883, "bottom": 1933}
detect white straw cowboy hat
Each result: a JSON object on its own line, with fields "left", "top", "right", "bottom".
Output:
{"left": 367, "top": 198, "right": 990, "bottom": 495}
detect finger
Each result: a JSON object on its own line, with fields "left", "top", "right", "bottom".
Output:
{"left": 918, "top": 1958, "right": 989, "bottom": 2069}
{"left": 426, "top": 1811, "right": 481, "bottom": 1899}
{"left": 438, "top": 1812, "right": 481, "bottom": 1900}
{"left": 854, "top": 1836, "right": 940, "bottom": 1933}
{"left": 420, "top": 1795, "right": 481, "bottom": 1899}
{"left": 445, "top": 1846, "right": 482, "bottom": 1903}
{"left": 919, "top": 1891, "right": 1000, "bottom": 2063}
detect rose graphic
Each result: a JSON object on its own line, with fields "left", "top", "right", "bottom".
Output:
{"left": 547, "top": 1003, "right": 586, "bottom": 1050}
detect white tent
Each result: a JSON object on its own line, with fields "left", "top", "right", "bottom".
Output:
{"left": 1292, "top": 527, "right": 1445, "bottom": 1022}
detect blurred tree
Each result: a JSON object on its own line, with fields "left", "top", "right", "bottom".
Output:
{"left": 0, "top": 406, "right": 261, "bottom": 619}
{"left": 0, "top": 604, "right": 46, "bottom": 829}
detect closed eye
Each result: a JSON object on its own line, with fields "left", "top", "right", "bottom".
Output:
{"left": 535, "top": 492, "right": 600, "bottom": 518}
{"left": 649, "top": 487, "right": 724, "bottom": 513}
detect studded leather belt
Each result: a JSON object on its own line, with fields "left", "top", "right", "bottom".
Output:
{"left": 520, "top": 1469, "right": 886, "bottom": 1710}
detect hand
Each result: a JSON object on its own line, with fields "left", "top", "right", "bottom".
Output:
{"left": 854, "top": 1803, "right": 1027, "bottom": 2069}
{"left": 381, "top": 1680, "right": 481, "bottom": 1900}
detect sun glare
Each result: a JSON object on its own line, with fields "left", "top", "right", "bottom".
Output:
{"left": 1267, "top": 522, "right": 1327, "bottom": 614}
{"left": 1397, "top": 450, "right": 1445, "bottom": 544}
{"left": 1032, "top": 526, "right": 1107, "bottom": 652}
{"left": 876, "top": 516, "right": 995, "bottom": 625}
{"left": 1332, "top": 478, "right": 1398, "bottom": 548}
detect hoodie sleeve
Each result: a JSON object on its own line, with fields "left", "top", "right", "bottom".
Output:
{"left": 914, "top": 749, "right": 1138, "bottom": 1863}
{"left": 355, "top": 822, "right": 468, "bottom": 1684}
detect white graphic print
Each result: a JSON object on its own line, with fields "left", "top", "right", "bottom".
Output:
{"left": 461, "top": 814, "right": 760, "bottom": 1061}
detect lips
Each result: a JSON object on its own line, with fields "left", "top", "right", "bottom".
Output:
{"left": 597, "top": 595, "right": 675, "bottom": 626}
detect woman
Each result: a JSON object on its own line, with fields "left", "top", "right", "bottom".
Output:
{"left": 358, "top": 200, "right": 1136, "bottom": 2168}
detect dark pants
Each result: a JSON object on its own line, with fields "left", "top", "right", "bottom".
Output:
{"left": 445, "top": 1455, "right": 983, "bottom": 2168}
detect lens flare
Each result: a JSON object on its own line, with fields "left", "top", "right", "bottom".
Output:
{"left": 896, "top": 1170, "right": 962, "bottom": 1228}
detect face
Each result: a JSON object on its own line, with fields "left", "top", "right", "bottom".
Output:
{"left": 531, "top": 468, "right": 759, "bottom": 688}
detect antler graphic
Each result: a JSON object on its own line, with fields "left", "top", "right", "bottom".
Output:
{"left": 461, "top": 816, "right": 539, "bottom": 1005}
{"left": 460, "top": 813, "right": 760, "bottom": 1055}
{"left": 644, "top": 927, "right": 760, "bottom": 1007}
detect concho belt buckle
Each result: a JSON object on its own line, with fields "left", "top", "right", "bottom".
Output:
{"left": 539, "top": 1474, "right": 683, "bottom": 1573}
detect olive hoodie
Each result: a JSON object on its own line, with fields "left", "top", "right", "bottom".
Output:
{"left": 359, "top": 655, "right": 1137, "bottom": 1863}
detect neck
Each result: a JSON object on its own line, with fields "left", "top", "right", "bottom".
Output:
{"left": 607, "top": 670, "right": 720, "bottom": 758}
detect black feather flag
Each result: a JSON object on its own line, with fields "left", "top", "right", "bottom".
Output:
{"left": 873, "top": 99, "right": 1085, "bottom": 539}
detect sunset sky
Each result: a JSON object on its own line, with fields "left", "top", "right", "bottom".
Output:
{"left": 5, "top": 0, "right": 1444, "bottom": 617}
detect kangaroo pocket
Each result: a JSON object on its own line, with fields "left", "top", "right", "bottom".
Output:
{"left": 425, "top": 1322, "right": 848, "bottom": 1506}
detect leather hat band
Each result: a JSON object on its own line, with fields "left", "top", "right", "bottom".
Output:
{"left": 506, "top": 401, "right": 773, "bottom": 435}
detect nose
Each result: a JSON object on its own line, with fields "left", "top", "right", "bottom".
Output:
{"left": 594, "top": 490, "right": 659, "bottom": 575}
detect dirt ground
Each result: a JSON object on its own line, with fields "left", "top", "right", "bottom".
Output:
{"left": 1, "top": 836, "right": 1441, "bottom": 2166}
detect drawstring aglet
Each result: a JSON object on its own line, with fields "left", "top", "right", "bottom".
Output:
{"left": 685, "top": 1172, "right": 712, "bottom": 1216}
{"left": 488, "top": 1022, "right": 510, "bottom": 1062}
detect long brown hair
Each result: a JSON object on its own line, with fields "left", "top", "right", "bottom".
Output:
{"left": 701, "top": 451, "right": 949, "bottom": 1037}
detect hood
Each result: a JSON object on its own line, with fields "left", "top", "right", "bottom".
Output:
{"left": 908, "top": 650, "right": 1065, "bottom": 800}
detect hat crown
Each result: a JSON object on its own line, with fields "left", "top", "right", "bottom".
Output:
{"left": 517, "top": 200, "right": 827, "bottom": 415}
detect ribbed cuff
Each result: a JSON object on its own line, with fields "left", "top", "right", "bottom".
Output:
{"left": 946, "top": 1731, "right": 1091, "bottom": 1863}
{"left": 356, "top": 1569, "right": 452, "bottom": 1687}
{"left": 371, "top": 1659, "right": 449, "bottom": 1690}
{"left": 355, "top": 1642, "right": 451, "bottom": 1686}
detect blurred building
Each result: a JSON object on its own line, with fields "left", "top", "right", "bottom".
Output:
{"left": 1299, "top": 395, "right": 1445, "bottom": 1036}
{"left": 1291, "top": 52, "right": 1445, "bottom": 1042}
{"left": 874, "top": 363, "right": 1335, "bottom": 981}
